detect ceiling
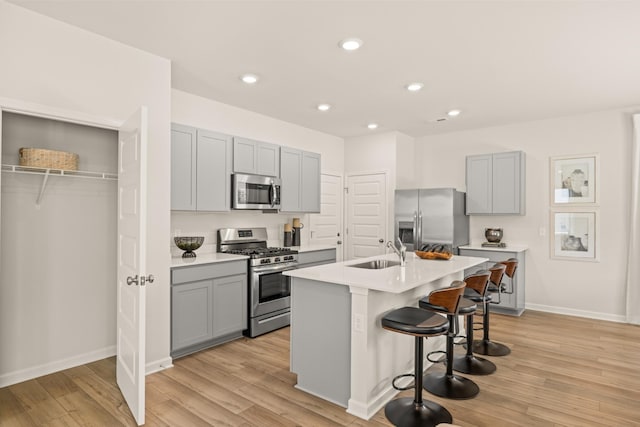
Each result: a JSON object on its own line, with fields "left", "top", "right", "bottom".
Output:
{"left": 9, "top": 0, "right": 640, "bottom": 138}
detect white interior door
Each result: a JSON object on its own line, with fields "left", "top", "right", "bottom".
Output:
{"left": 309, "top": 173, "right": 344, "bottom": 261}
{"left": 116, "top": 107, "right": 148, "bottom": 426}
{"left": 346, "top": 172, "right": 387, "bottom": 260}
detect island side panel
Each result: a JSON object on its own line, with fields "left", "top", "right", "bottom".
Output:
{"left": 290, "top": 277, "right": 351, "bottom": 407}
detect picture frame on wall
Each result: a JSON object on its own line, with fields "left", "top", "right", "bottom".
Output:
{"left": 551, "top": 211, "right": 598, "bottom": 261}
{"left": 550, "top": 154, "right": 598, "bottom": 205}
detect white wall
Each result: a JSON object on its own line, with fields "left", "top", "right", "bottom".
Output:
{"left": 416, "top": 107, "right": 638, "bottom": 320}
{"left": 170, "top": 89, "right": 344, "bottom": 248}
{"left": 0, "top": 1, "right": 172, "bottom": 384}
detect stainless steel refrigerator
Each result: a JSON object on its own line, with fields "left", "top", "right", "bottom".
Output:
{"left": 394, "top": 188, "right": 469, "bottom": 253}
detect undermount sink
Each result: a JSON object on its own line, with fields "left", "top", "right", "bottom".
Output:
{"left": 348, "top": 259, "right": 401, "bottom": 269}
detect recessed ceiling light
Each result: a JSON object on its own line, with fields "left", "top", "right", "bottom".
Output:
{"left": 240, "top": 74, "right": 259, "bottom": 84}
{"left": 339, "top": 38, "right": 363, "bottom": 51}
{"left": 406, "top": 82, "right": 424, "bottom": 92}
{"left": 447, "top": 109, "right": 461, "bottom": 117}
{"left": 317, "top": 103, "right": 331, "bottom": 112}
{"left": 367, "top": 123, "right": 378, "bottom": 129}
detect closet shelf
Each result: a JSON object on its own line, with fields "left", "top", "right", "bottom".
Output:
{"left": 1, "top": 164, "right": 118, "bottom": 206}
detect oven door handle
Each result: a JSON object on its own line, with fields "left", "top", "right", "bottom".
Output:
{"left": 252, "top": 262, "right": 298, "bottom": 273}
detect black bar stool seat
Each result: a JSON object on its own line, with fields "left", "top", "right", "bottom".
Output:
{"left": 381, "top": 281, "right": 466, "bottom": 427}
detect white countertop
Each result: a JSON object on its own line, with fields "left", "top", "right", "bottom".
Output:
{"left": 284, "top": 252, "right": 488, "bottom": 294}
{"left": 170, "top": 252, "right": 248, "bottom": 268}
{"left": 459, "top": 244, "right": 528, "bottom": 253}
{"left": 290, "top": 244, "right": 337, "bottom": 253}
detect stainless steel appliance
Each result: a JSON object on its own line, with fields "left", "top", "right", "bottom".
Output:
{"left": 217, "top": 227, "right": 297, "bottom": 337}
{"left": 394, "top": 188, "right": 469, "bottom": 253}
{"left": 232, "top": 173, "right": 281, "bottom": 210}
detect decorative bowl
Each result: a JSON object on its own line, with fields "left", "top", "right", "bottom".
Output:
{"left": 174, "top": 236, "right": 204, "bottom": 258}
{"left": 484, "top": 228, "right": 503, "bottom": 243}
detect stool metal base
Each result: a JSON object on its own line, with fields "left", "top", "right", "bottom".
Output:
{"left": 452, "top": 354, "right": 497, "bottom": 375}
{"left": 385, "top": 396, "right": 452, "bottom": 427}
{"left": 472, "top": 339, "right": 511, "bottom": 356}
{"left": 423, "top": 372, "right": 480, "bottom": 399}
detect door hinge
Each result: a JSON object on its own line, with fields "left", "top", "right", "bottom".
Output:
{"left": 344, "top": 187, "right": 349, "bottom": 194}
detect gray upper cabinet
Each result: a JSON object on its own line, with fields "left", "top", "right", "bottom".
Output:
{"left": 233, "top": 136, "right": 280, "bottom": 177}
{"left": 171, "top": 123, "right": 232, "bottom": 211}
{"left": 466, "top": 151, "right": 525, "bottom": 215}
{"left": 280, "top": 148, "right": 321, "bottom": 213}
{"left": 171, "top": 124, "right": 197, "bottom": 210}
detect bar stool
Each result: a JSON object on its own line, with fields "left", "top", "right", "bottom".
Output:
{"left": 381, "top": 281, "right": 466, "bottom": 427}
{"left": 451, "top": 270, "right": 497, "bottom": 375}
{"left": 471, "top": 263, "right": 511, "bottom": 356}
{"left": 492, "top": 258, "right": 518, "bottom": 301}
{"left": 419, "top": 282, "right": 480, "bottom": 399}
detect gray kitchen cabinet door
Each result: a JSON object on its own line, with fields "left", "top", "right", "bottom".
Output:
{"left": 196, "top": 129, "right": 232, "bottom": 211}
{"left": 171, "top": 124, "right": 197, "bottom": 211}
{"left": 233, "top": 137, "right": 280, "bottom": 177}
{"left": 171, "top": 280, "right": 214, "bottom": 351}
{"left": 280, "top": 147, "right": 321, "bottom": 213}
{"left": 465, "top": 154, "right": 492, "bottom": 214}
{"left": 280, "top": 147, "right": 302, "bottom": 211}
{"left": 301, "top": 151, "right": 321, "bottom": 213}
{"left": 492, "top": 151, "right": 524, "bottom": 214}
{"left": 256, "top": 141, "right": 280, "bottom": 177}
{"left": 212, "top": 274, "right": 247, "bottom": 338}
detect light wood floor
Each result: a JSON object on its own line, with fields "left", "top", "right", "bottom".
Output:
{"left": 2, "top": 310, "right": 640, "bottom": 426}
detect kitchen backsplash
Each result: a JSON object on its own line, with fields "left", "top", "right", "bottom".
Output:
{"left": 170, "top": 211, "right": 310, "bottom": 257}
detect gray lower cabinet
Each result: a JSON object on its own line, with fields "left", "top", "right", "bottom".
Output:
{"left": 171, "top": 260, "right": 247, "bottom": 358}
{"left": 171, "top": 123, "right": 232, "bottom": 211}
{"left": 280, "top": 147, "right": 321, "bottom": 213}
{"left": 297, "top": 248, "right": 336, "bottom": 268}
{"left": 466, "top": 151, "right": 525, "bottom": 215}
{"left": 458, "top": 247, "right": 526, "bottom": 316}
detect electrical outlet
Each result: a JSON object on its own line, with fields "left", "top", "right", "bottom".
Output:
{"left": 353, "top": 314, "right": 365, "bottom": 332}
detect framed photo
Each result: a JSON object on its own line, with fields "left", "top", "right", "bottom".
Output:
{"left": 550, "top": 154, "right": 598, "bottom": 205}
{"left": 551, "top": 211, "right": 597, "bottom": 261}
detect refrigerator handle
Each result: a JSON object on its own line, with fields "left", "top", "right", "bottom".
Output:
{"left": 413, "top": 211, "right": 420, "bottom": 251}
{"left": 418, "top": 210, "right": 423, "bottom": 247}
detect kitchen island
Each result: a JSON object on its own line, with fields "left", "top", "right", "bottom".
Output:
{"left": 284, "top": 252, "right": 487, "bottom": 420}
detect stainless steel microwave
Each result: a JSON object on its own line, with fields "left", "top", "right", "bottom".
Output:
{"left": 232, "top": 173, "right": 281, "bottom": 210}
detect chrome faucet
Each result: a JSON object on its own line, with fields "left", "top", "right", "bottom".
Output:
{"left": 387, "top": 238, "right": 407, "bottom": 266}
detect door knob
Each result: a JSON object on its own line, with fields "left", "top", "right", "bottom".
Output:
{"left": 126, "top": 275, "right": 138, "bottom": 286}
{"left": 379, "top": 238, "right": 384, "bottom": 243}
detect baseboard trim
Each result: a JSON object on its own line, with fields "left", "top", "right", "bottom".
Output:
{"left": 0, "top": 346, "right": 116, "bottom": 388}
{"left": 525, "top": 304, "right": 626, "bottom": 323}
{"left": 146, "top": 357, "right": 173, "bottom": 375}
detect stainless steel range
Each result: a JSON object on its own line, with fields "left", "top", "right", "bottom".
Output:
{"left": 217, "top": 227, "right": 297, "bottom": 338}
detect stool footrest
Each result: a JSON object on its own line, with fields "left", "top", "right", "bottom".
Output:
{"left": 426, "top": 350, "right": 446, "bottom": 364}
{"left": 391, "top": 373, "right": 415, "bottom": 391}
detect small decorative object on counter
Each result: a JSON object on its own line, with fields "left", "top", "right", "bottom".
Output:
{"left": 483, "top": 228, "right": 506, "bottom": 247}
{"left": 174, "top": 236, "right": 204, "bottom": 258}
{"left": 292, "top": 217, "right": 304, "bottom": 246}
{"left": 416, "top": 243, "right": 453, "bottom": 260}
{"left": 283, "top": 223, "right": 293, "bottom": 247}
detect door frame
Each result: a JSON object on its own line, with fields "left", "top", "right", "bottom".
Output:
{"left": 345, "top": 170, "right": 390, "bottom": 260}
{"left": 0, "top": 96, "right": 147, "bottom": 420}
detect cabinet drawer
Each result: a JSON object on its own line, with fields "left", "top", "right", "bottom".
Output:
{"left": 172, "top": 261, "right": 247, "bottom": 285}
{"left": 298, "top": 249, "right": 336, "bottom": 266}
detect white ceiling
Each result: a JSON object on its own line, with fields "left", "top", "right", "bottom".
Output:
{"left": 9, "top": 0, "right": 640, "bottom": 138}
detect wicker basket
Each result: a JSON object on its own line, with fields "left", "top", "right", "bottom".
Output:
{"left": 19, "top": 148, "right": 79, "bottom": 171}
